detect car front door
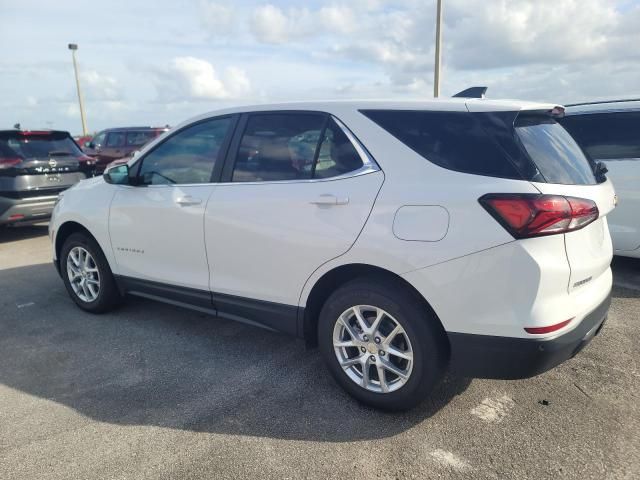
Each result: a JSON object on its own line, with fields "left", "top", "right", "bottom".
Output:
{"left": 204, "top": 112, "right": 384, "bottom": 333}
{"left": 108, "top": 116, "right": 236, "bottom": 303}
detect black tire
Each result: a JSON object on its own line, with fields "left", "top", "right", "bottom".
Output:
{"left": 318, "top": 276, "right": 448, "bottom": 411}
{"left": 60, "top": 232, "right": 122, "bottom": 313}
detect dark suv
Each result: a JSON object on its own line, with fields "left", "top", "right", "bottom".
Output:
{"left": 83, "top": 126, "right": 169, "bottom": 173}
{"left": 0, "top": 130, "right": 93, "bottom": 226}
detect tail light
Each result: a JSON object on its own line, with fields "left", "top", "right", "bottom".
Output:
{"left": 479, "top": 193, "right": 599, "bottom": 239}
{"left": 0, "top": 157, "right": 22, "bottom": 169}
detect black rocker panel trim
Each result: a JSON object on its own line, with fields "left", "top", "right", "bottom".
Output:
{"left": 115, "top": 275, "right": 300, "bottom": 336}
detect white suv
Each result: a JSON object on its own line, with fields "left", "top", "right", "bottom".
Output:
{"left": 561, "top": 99, "right": 640, "bottom": 258}
{"left": 50, "top": 99, "right": 615, "bottom": 410}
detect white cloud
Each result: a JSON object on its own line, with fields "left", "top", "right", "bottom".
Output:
{"left": 200, "top": 1, "right": 234, "bottom": 33}
{"left": 249, "top": 4, "right": 357, "bottom": 44}
{"left": 80, "top": 70, "right": 121, "bottom": 101}
{"left": 155, "top": 56, "right": 251, "bottom": 101}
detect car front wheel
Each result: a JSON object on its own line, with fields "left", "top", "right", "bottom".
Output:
{"left": 60, "top": 232, "right": 122, "bottom": 313}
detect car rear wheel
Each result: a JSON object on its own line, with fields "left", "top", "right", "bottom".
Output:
{"left": 61, "top": 232, "right": 122, "bottom": 313}
{"left": 318, "top": 277, "right": 448, "bottom": 410}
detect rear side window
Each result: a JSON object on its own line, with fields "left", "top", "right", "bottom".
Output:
{"left": 560, "top": 111, "right": 640, "bottom": 160}
{"left": 361, "top": 110, "right": 522, "bottom": 179}
{"left": 515, "top": 114, "right": 597, "bottom": 185}
{"left": 0, "top": 132, "right": 83, "bottom": 158}
{"left": 362, "top": 109, "right": 599, "bottom": 185}
{"left": 314, "top": 119, "right": 363, "bottom": 179}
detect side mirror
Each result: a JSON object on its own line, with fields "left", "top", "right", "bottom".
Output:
{"left": 85, "top": 141, "right": 94, "bottom": 149}
{"left": 103, "top": 164, "right": 130, "bottom": 185}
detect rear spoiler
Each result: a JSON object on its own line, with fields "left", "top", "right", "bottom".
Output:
{"left": 453, "top": 86, "right": 487, "bottom": 99}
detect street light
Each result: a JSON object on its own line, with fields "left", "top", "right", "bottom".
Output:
{"left": 433, "top": 0, "right": 443, "bottom": 97}
{"left": 68, "top": 43, "right": 88, "bottom": 136}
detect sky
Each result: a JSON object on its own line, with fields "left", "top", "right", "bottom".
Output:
{"left": 1, "top": 0, "right": 639, "bottom": 135}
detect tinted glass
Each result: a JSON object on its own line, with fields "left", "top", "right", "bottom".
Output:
{"left": 106, "top": 132, "right": 125, "bottom": 148}
{"left": 232, "top": 114, "right": 325, "bottom": 182}
{"left": 515, "top": 114, "right": 597, "bottom": 185}
{"left": 138, "top": 117, "right": 231, "bottom": 185}
{"left": 126, "top": 130, "right": 157, "bottom": 147}
{"left": 313, "top": 118, "right": 363, "bottom": 179}
{"left": 0, "top": 132, "right": 83, "bottom": 158}
{"left": 361, "top": 110, "right": 522, "bottom": 179}
{"left": 560, "top": 112, "right": 640, "bottom": 160}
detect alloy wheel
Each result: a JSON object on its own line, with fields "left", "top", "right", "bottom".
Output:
{"left": 333, "top": 305, "right": 414, "bottom": 393}
{"left": 66, "top": 246, "right": 101, "bottom": 302}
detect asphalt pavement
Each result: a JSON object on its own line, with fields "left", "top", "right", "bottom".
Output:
{"left": 1, "top": 225, "right": 638, "bottom": 479}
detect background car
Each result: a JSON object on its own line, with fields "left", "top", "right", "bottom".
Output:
{"left": 560, "top": 99, "right": 640, "bottom": 258}
{"left": 0, "top": 129, "right": 92, "bottom": 226}
{"left": 83, "top": 126, "right": 169, "bottom": 173}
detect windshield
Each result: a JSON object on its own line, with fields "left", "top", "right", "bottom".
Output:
{"left": 0, "top": 132, "right": 83, "bottom": 159}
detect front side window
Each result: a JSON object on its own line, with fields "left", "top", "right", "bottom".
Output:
{"left": 106, "top": 132, "right": 126, "bottom": 148}
{"left": 560, "top": 111, "right": 640, "bottom": 160}
{"left": 92, "top": 131, "right": 106, "bottom": 147}
{"left": 137, "top": 117, "right": 231, "bottom": 185}
{"left": 232, "top": 114, "right": 365, "bottom": 182}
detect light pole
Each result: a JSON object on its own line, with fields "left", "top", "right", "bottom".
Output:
{"left": 68, "top": 43, "right": 88, "bottom": 136}
{"left": 433, "top": 0, "right": 443, "bottom": 97}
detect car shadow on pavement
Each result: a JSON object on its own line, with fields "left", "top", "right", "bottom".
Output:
{"left": 0, "top": 262, "right": 471, "bottom": 442}
{"left": 0, "top": 224, "right": 49, "bottom": 244}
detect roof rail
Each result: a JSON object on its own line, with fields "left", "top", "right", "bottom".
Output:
{"left": 452, "top": 86, "right": 487, "bottom": 99}
{"left": 565, "top": 98, "right": 640, "bottom": 107}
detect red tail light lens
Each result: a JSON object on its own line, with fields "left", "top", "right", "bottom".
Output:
{"left": 0, "top": 157, "right": 22, "bottom": 169}
{"left": 525, "top": 318, "right": 574, "bottom": 334}
{"left": 479, "top": 193, "right": 599, "bottom": 238}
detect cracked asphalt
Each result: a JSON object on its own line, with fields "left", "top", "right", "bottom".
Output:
{"left": 1, "top": 225, "right": 639, "bottom": 479}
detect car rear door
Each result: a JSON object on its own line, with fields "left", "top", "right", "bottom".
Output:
{"left": 204, "top": 112, "right": 383, "bottom": 333}
{"left": 108, "top": 116, "right": 235, "bottom": 297}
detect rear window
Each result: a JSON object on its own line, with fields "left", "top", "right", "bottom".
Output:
{"left": 514, "top": 114, "right": 597, "bottom": 185}
{"left": 559, "top": 111, "right": 640, "bottom": 160}
{"left": 361, "top": 109, "right": 598, "bottom": 185}
{"left": 126, "top": 130, "right": 158, "bottom": 147}
{"left": 0, "top": 132, "right": 83, "bottom": 159}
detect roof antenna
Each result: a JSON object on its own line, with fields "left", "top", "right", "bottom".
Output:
{"left": 13, "top": 123, "right": 21, "bottom": 130}
{"left": 452, "top": 87, "right": 488, "bottom": 99}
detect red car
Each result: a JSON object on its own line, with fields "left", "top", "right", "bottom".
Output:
{"left": 83, "top": 126, "right": 169, "bottom": 173}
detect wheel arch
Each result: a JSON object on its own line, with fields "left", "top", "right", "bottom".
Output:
{"left": 55, "top": 221, "right": 107, "bottom": 271}
{"left": 301, "top": 263, "right": 448, "bottom": 348}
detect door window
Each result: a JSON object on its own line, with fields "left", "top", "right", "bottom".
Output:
{"left": 137, "top": 117, "right": 232, "bottom": 185}
{"left": 92, "top": 131, "right": 106, "bottom": 147}
{"left": 313, "top": 118, "right": 364, "bottom": 179}
{"left": 231, "top": 114, "right": 364, "bottom": 182}
{"left": 560, "top": 112, "right": 640, "bottom": 160}
{"left": 126, "top": 130, "right": 156, "bottom": 147}
{"left": 106, "top": 132, "right": 126, "bottom": 148}
{"left": 232, "top": 114, "right": 325, "bottom": 182}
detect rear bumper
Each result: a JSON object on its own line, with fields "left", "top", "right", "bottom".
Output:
{"left": 448, "top": 290, "right": 611, "bottom": 379}
{"left": 0, "top": 195, "right": 57, "bottom": 225}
